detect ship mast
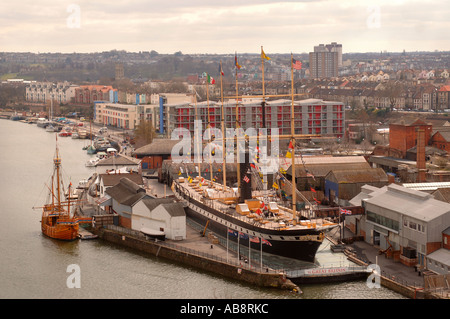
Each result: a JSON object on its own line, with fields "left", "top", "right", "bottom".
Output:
{"left": 206, "top": 78, "right": 212, "bottom": 182}
{"left": 220, "top": 61, "right": 226, "bottom": 190}
{"left": 54, "top": 137, "right": 62, "bottom": 211}
{"left": 290, "top": 53, "right": 297, "bottom": 221}
{"left": 235, "top": 52, "right": 241, "bottom": 193}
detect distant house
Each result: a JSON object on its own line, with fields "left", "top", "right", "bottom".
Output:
{"left": 431, "top": 131, "right": 450, "bottom": 152}
{"left": 132, "top": 198, "right": 186, "bottom": 240}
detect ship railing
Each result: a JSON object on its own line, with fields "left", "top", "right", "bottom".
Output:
{"left": 104, "top": 224, "right": 285, "bottom": 275}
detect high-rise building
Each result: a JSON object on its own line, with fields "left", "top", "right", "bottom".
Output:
{"left": 115, "top": 63, "right": 124, "bottom": 80}
{"left": 309, "top": 43, "right": 342, "bottom": 79}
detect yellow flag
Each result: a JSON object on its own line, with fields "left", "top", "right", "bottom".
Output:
{"left": 272, "top": 182, "right": 279, "bottom": 189}
{"left": 286, "top": 151, "right": 292, "bottom": 158}
{"left": 178, "top": 170, "right": 182, "bottom": 175}
{"left": 280, "top": 167, "right": 287, "bottom": 174}
{"left": 261, "top": 48, "right": 270, "bottom": 60}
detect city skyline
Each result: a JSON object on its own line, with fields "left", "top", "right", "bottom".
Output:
{"left": 0, "top": 0, "right": 449, "bottom": 55}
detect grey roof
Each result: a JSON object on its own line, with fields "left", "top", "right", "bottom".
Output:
{"left": 141, "top": 197, "right": 175, "bottom": 211}
{"left": 133, "top": 139, "right": 181, "bottom": 156}
{"left": 159, "top": 202, "right": 186, "bottom": 217}
{"left": 96, "top": 154, "right": 141, "bottom": 166}
{"left": 327, "top": 168, "right": 388, "bottom": 183}
{"left": 99, "top": 172, "right": 144, "bottom": 187}
{"left": 287, "top": 156, "right": 370, "bottom": 177}
{"left": 362, "top": 183, "right": 450, "bottom": 222}
{"left": 426, "top": 248, "right": 450, "bottom": 265}
{"left": 105, "top": 177, "right": 148, "bottom": 206}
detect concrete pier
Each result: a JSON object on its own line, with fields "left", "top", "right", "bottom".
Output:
{"left": 93, "top": 223, "right": 301, "bottom": 294}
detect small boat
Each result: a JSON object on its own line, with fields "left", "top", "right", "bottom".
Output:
{"left": 85, "top": 157, "right": 100, "bottom": 167}
{"left": 46, "top": 124, "right": 56, "bottom": 132}
{"left": 41, "top": 142, "right": 81, "bottom": 241}
{"left": 71, "top": 132, "right": 80, "bottom": 139}
{"left": 86, "top": 145, "right": 96, "bottom": 154}
{"left": 36, "top": 118, "right": 50, "bottom": 128}
{"left": 59, "top": 130, "right": 72, "bottom": 137}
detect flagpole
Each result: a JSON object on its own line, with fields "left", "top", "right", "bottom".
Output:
{"left": 291, "top": 53, "right": 297, "bottom": 222}
{"left": 261, "top": 46, "right": 268, "bottom": 202}
{"left": 261, "top": 46, "right": 265, "bottom": 103}
{"left": 220, "top": 60, "right": 226, "bottom": 191}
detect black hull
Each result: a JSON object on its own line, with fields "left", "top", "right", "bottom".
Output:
{"left": 174, "top": 183, "right": 323, "bottom": 263}
{"left": 289, "top": 272, "right": 368, "bottom": 285}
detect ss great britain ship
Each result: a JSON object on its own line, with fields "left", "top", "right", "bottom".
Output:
{"left": 40, "top": 139, "right": 80, "bottom": 241}
{"left": 171, "top": 50, "right": 338, "bottom": 263}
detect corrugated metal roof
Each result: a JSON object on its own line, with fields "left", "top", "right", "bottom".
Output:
{"left": 402, "top": 182, "right": 450, "bottom": 191}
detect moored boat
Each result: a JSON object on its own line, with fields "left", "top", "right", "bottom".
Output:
{"left": 172, "top": 177, "right": 337, "bottom": 263}
{"left": 40, "top": 140, "right": 80, "bottom": 241}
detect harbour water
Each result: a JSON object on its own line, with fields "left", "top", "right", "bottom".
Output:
{"left": 0, "top": 119, "right": 405, "bottom": 299}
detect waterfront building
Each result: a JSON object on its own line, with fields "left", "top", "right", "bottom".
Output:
{"left": 103, "top": 177, "right": 150, "bottom": 228}
{"left": 324, "top": 168, "right": 388, "bottom": 205}
{"left": 285, "top": 155, "right": 371, "bottom": 197}
{"left": 349, "top": 183, "right": 450, "bottom": 268}
{"left": 25, "top": 81, "right": 79, "bottom": 104}
{"left": 165, "top": 98, "right": 345, "bottom": 139}
{"left": 94, "top": 103, "right": 138, "bottom": 130}
{"left": 132, "top": 198, "right": 186, "bottom": 240}
{"left": 95, "top": 154, "right": 141, "bottom": 173}
{"left": 74, "top": 85, "right": 117, "bottom": 105}
{"left": 97, "top": 172, "right": 145, "bottom": 199}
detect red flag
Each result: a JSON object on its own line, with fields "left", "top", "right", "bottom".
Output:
{"left": 311, "top": 187, "right": 316, "bottom": 193}
{"left": 288, "top": 140, "right": 293, "bottom": 149}
{"left": 292, "top": 58, "right": 302, "bottom": 70}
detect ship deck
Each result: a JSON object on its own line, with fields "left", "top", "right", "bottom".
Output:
{"left": 174, "top": 177, "right": 337, "bottom": 233}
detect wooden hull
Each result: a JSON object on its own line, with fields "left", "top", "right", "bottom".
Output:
{"left": 41, "top": 216, "right": 79, "bottom": 241}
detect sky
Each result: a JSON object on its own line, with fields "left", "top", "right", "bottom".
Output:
{"left": 0, "top": 0, "right": 449, "bottom": 54}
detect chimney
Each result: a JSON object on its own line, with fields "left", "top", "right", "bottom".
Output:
{"left": 416, "top": 128, "right": 426, "bottom": 182}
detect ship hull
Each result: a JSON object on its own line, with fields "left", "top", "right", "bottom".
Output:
{"left": 41, "top": 216, "right": 79, "bottom": 241}
{"left": 174, "top": 183, "right": 323, "bottom": 262}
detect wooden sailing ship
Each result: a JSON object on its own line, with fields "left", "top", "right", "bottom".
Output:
{"left": 41, "top": 140, "right": 80, "bottom": 241}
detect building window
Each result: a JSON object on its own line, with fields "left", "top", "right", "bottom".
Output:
{"left": 367, "top": 211, "right": 399, "bottom": 232}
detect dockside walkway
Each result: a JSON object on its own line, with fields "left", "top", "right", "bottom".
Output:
{"left": 330, "top": 227, "right": 450, "bottom": 299}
